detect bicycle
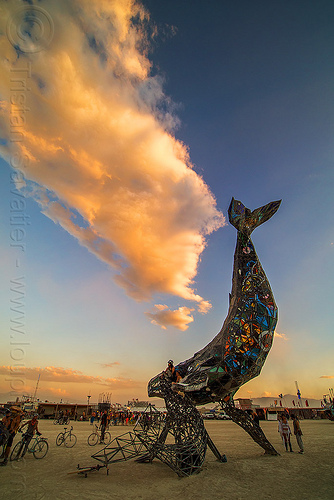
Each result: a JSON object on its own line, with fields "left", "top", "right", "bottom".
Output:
{"left": 53, "top": 416, "right": 70, "bottom": 425}
{"left": 87, "top": 424, "right": 111, "bottom": 446}
{"left": 10, "top": 433, "right": 49, "bottom": 460}
{"left": 56, "top": 426, "right": 77, "bottom": 448}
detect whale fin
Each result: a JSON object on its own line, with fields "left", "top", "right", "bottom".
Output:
{"left": 228, "top": 198, "right": 281, "bottom": 236}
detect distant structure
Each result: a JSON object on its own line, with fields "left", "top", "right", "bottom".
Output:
{"left": 323, "top": 388, "right": 334, "bottom": 421}
{"left": 98, "top": 392, "right": 112, "bottom": 413}
{"left": 127, "top": 399, "right": 149, "bottom": 408}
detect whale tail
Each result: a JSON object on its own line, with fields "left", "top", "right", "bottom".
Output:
{"left": 228, "top": 198, "right": 281, "bottom": 236}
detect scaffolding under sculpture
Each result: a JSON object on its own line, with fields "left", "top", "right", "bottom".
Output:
{"left": 91, "top": 377, "right": 226, "bottom": 477}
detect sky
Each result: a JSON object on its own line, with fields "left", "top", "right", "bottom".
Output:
{"left": 0, "top": 0, "right": 333, "bottom": 406}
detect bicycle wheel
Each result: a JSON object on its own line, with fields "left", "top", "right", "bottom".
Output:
{"left": 64, "top": 433, "right": 77, "bottom": 448}
{"left": 103, "top": 432, "right": 111, "bottom": 445}
{"left": 10, "top": 440, "right": 24, "bottom": 461}
{"left": 56, "top": 433, "right": 65, "bottom": 446}
{"left": 87, "top": 433, "right": 98, "bottom": 446}
{"left": 33, "top": 439, "right": 49, "bottom": 459}
{"left": 27, "top": 437, "right": 36, "bottom": 453}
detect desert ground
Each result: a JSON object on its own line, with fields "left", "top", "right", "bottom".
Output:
{"left": 0, "top": 418, "right": 333, "bottom": 500}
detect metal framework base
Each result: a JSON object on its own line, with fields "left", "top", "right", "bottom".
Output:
{"left": 92, "top": 378, "right": 226, "bottom": 476}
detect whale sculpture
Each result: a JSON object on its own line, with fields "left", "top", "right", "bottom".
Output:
{"left": 148, "top": 198, "right": 281, "bottom": 454}
{"left": 79, "top": 198, "right": 281, "bottom": 478}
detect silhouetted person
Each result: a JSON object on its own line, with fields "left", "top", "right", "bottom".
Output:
{"left": 291, "top": 414, "right": 304, "bottom": 453}
{"left": 100, "top": 410, "right": 108, "bottom": 442}
{"left": 252, "top": 411, "right": 260, "bottom": 426}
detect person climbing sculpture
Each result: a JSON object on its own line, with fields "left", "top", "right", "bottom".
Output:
{"left": 162, "top": 360, "right": 182, "bottom": 384}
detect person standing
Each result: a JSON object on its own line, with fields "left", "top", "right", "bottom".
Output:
{"left": 291, "top": 414, "right": 304, "bottom": 454}
{"left": 100, "top": 410, "right": 108, "bottom": 443}
{"left": 277, "top": 414, "right": 284, "bottom": 443}
{"left": 0, "top": 407, "right": 24, "bottom": 466}
{"left": 252, "top": 411, "right": 260, "bottom": 426}
{"left": 18, "top": 414, "right": 41, "bottom": 457}
{"left": 281, "top": 415, "right": 293, "bottom": 452}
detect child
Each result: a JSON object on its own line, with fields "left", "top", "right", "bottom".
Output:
{"left": 281, "top": 415, "right": 293, "bottom": 452}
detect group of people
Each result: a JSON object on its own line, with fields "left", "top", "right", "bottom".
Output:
{"left": 90, "top": 409, "right": 138, "bottom": 427}
{"left": 55, "top": 409, "right": 70, "bottom": 424}
{"left": 0, "top": 407, "right": 41, "bottom": 466}
{"left": 278, "top": 413, "right": 304, "bottom": 453}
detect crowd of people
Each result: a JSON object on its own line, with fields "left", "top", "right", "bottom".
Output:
{"left": 51, "top": 408, "right": 141, "bottom": 425}
{"left": 88, "top": 409, "right": 140, "bottom": 427}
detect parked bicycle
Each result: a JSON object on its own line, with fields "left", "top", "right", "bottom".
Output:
{"left": 87, "top": 424, "right": 111, "bottom": 446}
{"left": 10, "top": 432, "right": 49, "bottom": 460}
{"left": 56, "top": 426, "right": 77, "bottom": 448}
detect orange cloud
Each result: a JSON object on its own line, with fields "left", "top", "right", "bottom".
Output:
{"left": 0, "top": 365, "right": 141, "bottom": 389}
{"left": 274, "top": 331, "right": 289, "bottom": 340}
{"left": 145, "top": 304, "right": 195, "bottom": 331}
{"left": 197, "top": 300, "right": 212, "bottom": 314}
{"left": 320, "top": 375, "right": 334, "bottom": 379}
{"left": 100, "top": 362, "right": 121, "bottom": 369}
{"left": 48, "top": 387, "right": 70, "bottom": 397}
{"left": 0, "top": 0, "right": 225, "bottom": 329}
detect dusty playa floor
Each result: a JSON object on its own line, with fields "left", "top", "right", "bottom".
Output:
{"left": 1, "top": 419, "right": 333, "bottom": 500}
